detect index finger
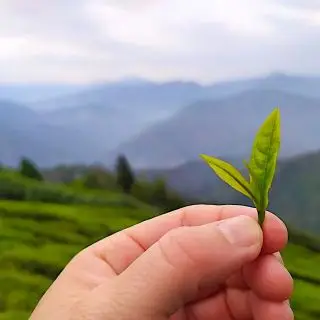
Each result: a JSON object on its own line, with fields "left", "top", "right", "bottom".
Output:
{"left": 90, "top": 205, "right": 288, "bottom": 274}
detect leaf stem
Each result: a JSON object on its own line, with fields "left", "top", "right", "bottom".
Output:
{"left": 257, "top": 209, "right": 265, "bottom": 227}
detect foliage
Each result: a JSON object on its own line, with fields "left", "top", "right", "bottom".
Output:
{"left": 53, "top": 165, "right": 187, "bottom": 212}
{"left": 131, "top": 178, "right": 186, "bottom": 212}
{"left": 152, "top": 178, "right": 168, "bottom": 205}
{"left": 115, "top": 155, "right": 135, "bottom": 193}
{"left": 18, "top": 158, "right": 43, "bottom": 182}
{"left": 82, "top": 166, "right": 118, "bottom": 191}
{"left": 282, "top": 239, "right": 320, "bottom": 320}
{"left": 42, "top": 164, "right": 90, "bottom": 183}
{"left": 200, "top": 108, "right": 281, "bottom": 226}
{"left": 0, "top": 170, "right": 150, "bottom": 210}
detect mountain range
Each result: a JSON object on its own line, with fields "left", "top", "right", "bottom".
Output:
{"left": 1, "top": 73, "right": 320, "bottom": 168}
{"left": 110, "top": 88, "right": 320, "bottom": 168}
{"left": 0, "top": 83, "right": 85, "bottom": 105}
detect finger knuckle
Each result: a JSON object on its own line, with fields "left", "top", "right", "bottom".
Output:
{"left": 158, "top": 227, "right": 198, "bottom": 270}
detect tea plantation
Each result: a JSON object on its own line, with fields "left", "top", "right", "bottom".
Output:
{"left": 0, "top": 171, "right": 319, "bottom": 319}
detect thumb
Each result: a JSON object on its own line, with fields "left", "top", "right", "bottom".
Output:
{"left": 113, "top": 215, "right": 263, "bottom": 318}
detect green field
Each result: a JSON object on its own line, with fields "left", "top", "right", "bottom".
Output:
{"left": 0, "top": 165, "right": 319, "bottom": 319}
{"left": 0, "top": 198, "right": 318, "bottom": 319}
{"left": 0, "top": 199, "right": 156, "bottom": 319}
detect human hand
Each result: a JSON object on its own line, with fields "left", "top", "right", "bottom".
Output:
{"left": 30, "top": 205, "right": 294, "bottom": 319}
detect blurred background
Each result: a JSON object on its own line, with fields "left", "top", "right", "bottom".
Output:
{"left": 0, "top": 1, "right": 319, "bottom": 319}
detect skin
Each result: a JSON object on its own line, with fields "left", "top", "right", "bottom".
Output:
{"left": 30, "top": 205, "right": 294, "bottom": 320}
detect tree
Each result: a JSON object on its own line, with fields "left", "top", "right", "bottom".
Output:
{"left": 83, "top": 166, "right": 117, "bottom": 190}
{"left": 115, "top": 155, "right": 135, "bottom": 193}
{"left": 19, "top": 157, "right": 43, "bottom": 181}
{"left": 152, "top": 178, "right": 168, "bottom": 205}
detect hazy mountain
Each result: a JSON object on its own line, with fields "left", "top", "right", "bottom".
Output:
{"left": 207, "top": 73, "right": 320, "bottom": 99}
{"left": 107, "top": 89, "right": 320, "bottom": 168}
{"left": 252, "top": 73, "right": 320, "bottom": 99}
{"left": 0, "top": 84, "right": 85, "bottom": 106}
{"left": 0, "top": 81, "right": 212, "bottom": 165}
{"left": 37, "top": 80, "right": 212, "bottom": 151}
{"left": 0, "top": 100, "right": 42, "bottom": 125}
{"left": 33, "top": 80, "right": 208, "bottom": 112}
{"left": 139, "top": 150, "right": 320, "bottom": 234}
{"left": 1, "top": 73, "right": 320, "bottom": 167}
{"left": 232, "top": 151, "right": 320, "bottom": 234}
{"left": 32, "top": 73, "right": 320, "bottom": 153}
{"left": 268, "top": 151, "right": 320, "bottom": 233}
{"left": 138, "top": 157, "right": 246, "bottom": 203}
{"left": 0, "top": 101, "right": 97, "bottom": 166}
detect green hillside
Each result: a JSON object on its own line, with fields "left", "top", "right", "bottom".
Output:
{"left": 231, "top": 151, "right": 320, "bottom": 235}
{"left": 0, "top": 199, "right": 156, "bottom": 320}
{"left": 269, "top": 151, "right": 320, "bottom": 234}
{"left": 141, "top": 150, "right": 320, "bottom": 234}
{"left": 0, "top": 167, "right": 319, "bottom": 319}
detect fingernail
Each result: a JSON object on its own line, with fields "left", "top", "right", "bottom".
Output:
{"left": 284, "top": 300, "right": 294, "bottom": 320}
{"left": 274, "top": 252, "right": 284, "bottom": 265}
{"left": 217, "top": 216, "right": 261, "bottom": 247}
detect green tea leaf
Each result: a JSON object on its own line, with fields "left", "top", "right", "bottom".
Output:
{"left": 246, "top": 107, "right": 281, "bottom": 223}
{"left": 200, "top": 154, "right": 255, "bottom": 200}
{"left": 199, "top": 108, "right": 281, "bottom": 227}
{"left": 243, "top": 160, "right": 253, "bottom": 183}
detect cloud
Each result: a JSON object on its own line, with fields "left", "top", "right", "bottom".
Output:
{"left": 278, "top": 0, "right": 320, "bottom": 11}
{"left": 0, "top": 0, "right": 319, "bottom": 83}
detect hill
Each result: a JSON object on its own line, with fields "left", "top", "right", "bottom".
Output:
{"left": 267, "top": 151, "right": 320, "bottom": 234}
{"left": 0, "top": 101, "right": 98, "bottom": 167}
{"left": 0, "top": 84, "right": 85, "bottom": 105}
{"left": 234, "top": 73, "right": 320, "bottom": 99}
{"left": 205, "top": 73, "right": 320, "bottom": 100}
{"left": 140, "top": 150, "right": 320, "bottom": 234}
{"left": 218, "top": 151, "right": 320, "bottom": 236}
{"left": 108, "top": 89, "right": 320, "bottom": 168}
{"left": 138, "top": 157, "right": 245, "bottom": 203}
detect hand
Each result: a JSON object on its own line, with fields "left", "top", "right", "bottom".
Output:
{"left": 30, "top": 205, "right": 294, "bottom": 320}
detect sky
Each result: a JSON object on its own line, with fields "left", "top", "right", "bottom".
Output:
{"left": 0, "top": 0, "right": 319, "bottom": 84}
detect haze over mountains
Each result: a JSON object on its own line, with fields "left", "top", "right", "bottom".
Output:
{"left": 0, "top": 84, "right": 85, "bottom": 105}
{"left": 1, "top": 72, "right": 320, "bottom": 168}
{"left": 110, "top": 89, "right": 320, "bottom": 168}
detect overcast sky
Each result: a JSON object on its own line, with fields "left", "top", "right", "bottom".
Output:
{"left": 0, "top": 0, "right": 319, "bottom": 84}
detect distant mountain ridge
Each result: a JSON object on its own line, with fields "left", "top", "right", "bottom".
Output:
{"left": 107, "top": 88, "right": 320, "bottom": 168}
{"left": 0, "top": 100, "right": 96, "bottom": 166}
{"left": 0, "top": 84, "right": 86, "bottom": 105}
{"left": 36, "top": 80, "right": 212, "bottom": 151}
{"left": 206, "top": 72, "right": 320, "bottom": 99}
{"left": 1, "top": 73, "right": 320, "bottom": 167}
